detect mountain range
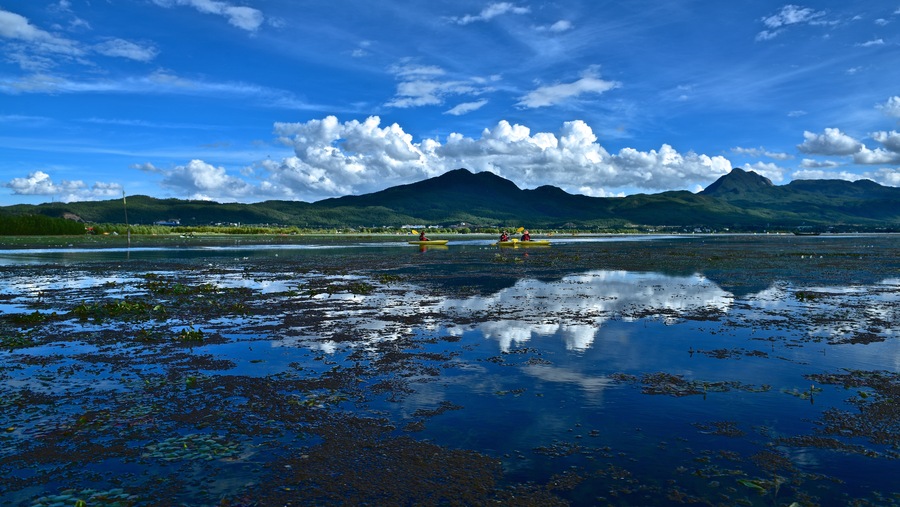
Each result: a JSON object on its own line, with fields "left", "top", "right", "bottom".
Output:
{"left": 2, "top": 168, "right": 898, "bottom": 231}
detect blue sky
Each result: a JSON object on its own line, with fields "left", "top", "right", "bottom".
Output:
{"left": 1, "top": 1, "right": 898, "bottom": 205}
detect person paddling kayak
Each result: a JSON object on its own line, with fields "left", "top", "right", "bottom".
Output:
{"left": 419, "top": 231, "right": 430, "bottom": 241}
{"left": 499, "top": 230, "right": 510, "bottom": 242}
{"left": 520, "top": 230, "right": 531, "bottom": 241}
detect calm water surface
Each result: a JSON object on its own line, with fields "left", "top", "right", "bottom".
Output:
{"left": 0, "top": 234, "right": 897, "bottom": 506}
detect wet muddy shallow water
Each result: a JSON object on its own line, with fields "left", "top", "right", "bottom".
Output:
{"left": 1, "top": 234, "right": 898, "bottom": 506}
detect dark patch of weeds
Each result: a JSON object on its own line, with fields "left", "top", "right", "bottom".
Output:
{"left": 805, "top": 369, "right": 900, "bottom": 449}
{"left": 375, "top": 273, "right": 402, "bottom": 284}
{"left": 692, "top": 421, "right": 745, "bottom": 437}
{"left": 1, "top": 331, "right": 35, "bottom": 350}
{"left": 9, "top": 311, "right": 57, "bottom": 326}
{"left": 71, "top": 298, "right": 166, "bottom": 322}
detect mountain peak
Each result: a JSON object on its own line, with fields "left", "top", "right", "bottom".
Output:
{"left": 701, "top": 168, "right": 774, "bottom": 196}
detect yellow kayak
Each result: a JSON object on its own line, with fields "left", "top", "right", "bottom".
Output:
{"left": 408, "top": 240, "right": 449, "bottom": 245}
{"left": 496, "top": 239, "right": 550, "bottom": 246}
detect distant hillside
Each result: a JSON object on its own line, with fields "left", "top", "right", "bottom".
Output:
{"left": 1, "top": 168, "right": 898, "bottom": 231}
{"left": 700, "top": 168, "right": 774, "bottom": 196}
{"left": 316, "top": 169, "right": 617, "bottom": 224}
{"left": 698, "top": 168, "right": 900, "bottom": 226}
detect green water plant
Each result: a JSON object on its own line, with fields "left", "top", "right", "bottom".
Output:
{"left": 72, "top": 298, "right": 166, "bottom": 322}
{"left": 143, "top": 433, "right": 240, "bottom": 461}
{"left": 176, "top": 326, "right": 204, "bottom": 342}
{"left": 10, "top": 310, "right": 55, "bottom": 326}
{"left": 30, "top": 487, "right": 138, "bottom": 506}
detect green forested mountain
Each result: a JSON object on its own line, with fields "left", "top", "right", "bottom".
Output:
{"left": 1, "top": 168, "right": 898, "bottom": 231}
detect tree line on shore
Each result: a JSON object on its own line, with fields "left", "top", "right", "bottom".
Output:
{"left": 0, "top": 214, "right": 85, "bottom": 235}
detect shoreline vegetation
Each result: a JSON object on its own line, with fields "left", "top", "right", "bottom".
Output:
{"left": 1, "top": 215, "right": 897, "bottom": 245}
{"left": 0, "top": 229, "right": 895, "bottom": 251}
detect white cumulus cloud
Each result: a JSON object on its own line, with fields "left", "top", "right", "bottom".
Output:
{"left": 853, "top": 146, "right": 900, "bottom": 165}
{"left": 740, "top": 162, "right": 786, "bottom": 182}
{"left": 797, "top": 128, "right": 863, "bottom": 155}
{"left": 3, "top": 117, "right": 738, "bottom": 203}
{"left": 160, "top": 159, "right": 256, "bottom": 201}
{"left": 4, "top": 170, "right": 122, "bottom": 202}
{"left": 871, "top": 168, "right": 900, "bottom": 186}
{"left": 871, "top": 131, "right": 900, "bottom": 152}
{"left": 267, "top": 116, "right": 732, "bottom": 200}
{"left": 878, "top": 96, "right": 900, "bottom": 118}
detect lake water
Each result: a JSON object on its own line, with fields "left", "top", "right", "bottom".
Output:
{"left": 0, "top": 234, "right": 897, "bottom": 506}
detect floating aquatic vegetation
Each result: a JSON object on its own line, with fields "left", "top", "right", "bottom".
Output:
{"left": 176, "top": 326, "right": 204, "bottom": 343}
{"left": 694, "top": 347, "right": 769, "bottom": 360}
{"left": 71, "top": 298, "right": 166, "bottom": 322}
{"left": 776, "top": 435, "right": 881, "bottom": 458}
{"left": 143, "top": 433, "right": 240, "bottom": 461}
{"left": 830, "top": 330, "right": 887, "bottom": 345}
{"left": 30, "top": 488, "right": 138, "bottom": 507}
{"left": 289, "top": 390, "right": 349, "bottom": 409}
{"left": 9, "top": 310, "right": 57, "bottom": 326}
{"left": 805, "top": 369, "right": 900, "bottom": 450}
{"left": 134, "top": 326, "right": 162, "bottom": 343}
{"left": 494, "top": 388, "right": 527, "bottom": 396}
{"left": 411, "top": 400, "right": 463, "bottom": 418}
{"left": 794, "top": 290, "right": 825, "bottom": 302}
{"left": 692, "top": 421, "right": 745, "bottom": 437}
{"left": 781, "top": 384, "right": 822, "bottom": 401}
{"left": 346, "top": 281, "right": 375, "bottom": 295}
{"left": 634, "top": 372, "right": 771, "bottom": 397}
{"left": 374, "top": 273, "right": 403, "bottom": 284}
{"left": 142, "top": 274, "right": 219, "bottom": 296}
{"left": 1, "top": 331, "right": 35, "bottom": 350}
